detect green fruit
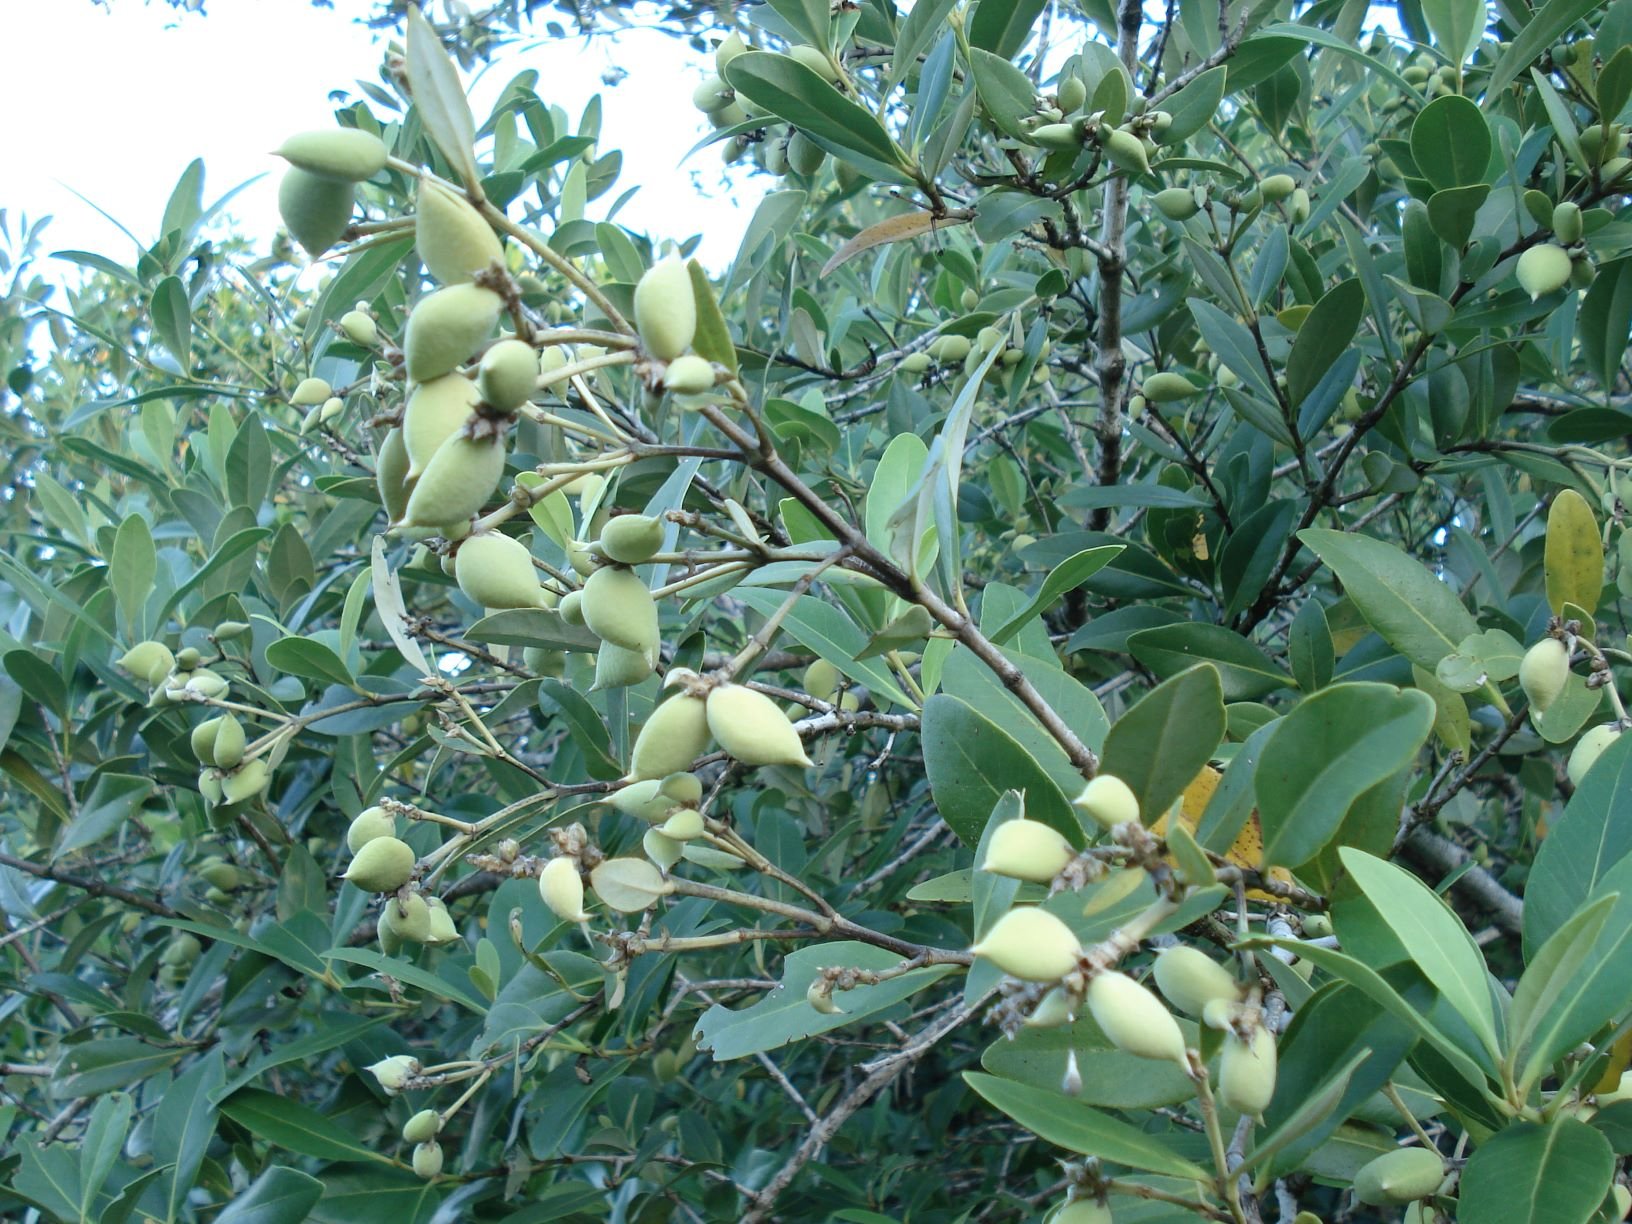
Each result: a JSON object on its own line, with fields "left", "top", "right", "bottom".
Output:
{"left": 199, "top": 858, "right": 239, "bottom": 891}
{"left": 592, "top": 641, "right": 654, "bottom": 690}
{"left": 214, "top": 621, "right": 251, "bottom": 641}
{"left": 278, "top": 168, "right": 354, "bottom": 257}
{"left": 1553, "top": 201, "right": 1584, "bottom": 244}
{"left": 660, "top": 771, "right": 703, "bottom": 805}
{"left": 416, "top": 176, "right": 503, "bottom": 286}
{"left": 787, "top": 131, "right": 826, "bottom": 176}
{"left": 566, "top": 538, "right": 599, "bottom": 578}
{"left": 345, "top": 836, "right": 416, "bottom": 892}
{"left": 347, "top": 806, "right": 397, "bottom": 853}
{"left": 787, "top": 44, "right": 839, "bottom": 82}
{"left": 221, "top": 759, "right": 269, "bottom": 804}
{"left": 1025, "top": 986, "right": 1076, "bottom": 1029}
{"left": 1154, "top": 187, "right": 1199, "bottom": 220}
{"left": 291, "top": 376, "right": 332, "bottom": 406}
{"left": 1057, "top": 75, "right": 1087, "bottom": 113}
{"left": 401, "top": 433, "right": 506, "bottom": 530}
{"left": 423, "top": 897, "right": 459, "bottom": 943}
{"left": 1086, "top": 970, "right": 1187, "bottom": 1063}
{"left": 633, "top": 258, "right": 697, "bottom": 361}
{"left": 580, "top": 565, "right": 660, "bottom": 656}
{"left": 659, "top": 807, "right": 705, "bottom": 840}
{"left": 377, "top": 428, "right": 413, "bottom": 525}
{"left": 558, "top": 590, "right": 585, "bottom": 626}
{"left": 367, "top": 1054, "right": 420, "bottom": 1094}
{"left": 161, "top": 933, "right": 202, "bottom": 966}
{"left": 1353, "top": 1147, "right": 1444, "bottom": 1206}
{"left": 1143, "top": 371, "right": 1199, "bottom": 401}
{"left": 403, "top": 374, "right": 480, "bottom": 479}
{"left": 412, "top": 1141, "right": 444, "bottom": 1179}
{"left": 1153, "top": 945, "right": 1239, "bottom": 1016}
{"left": 706, "top": 683, "right": 814, "bottom": 767}
{"left": 1574, "top": 258, "right": 1598, "bottom": 290}
{"left": 664, "top": 354, "right": 716, "bottom": 395}
{"left": 610, "top": 778, "right": 679, "bottom": 822}
{"left": 1402, "top": 65, "right": 1430, "bottom": 85}
{"left": 340, "top": 310, "right": 377, "bottom": 346}
{"left": 980, "top": 819, "right": 1075, "bottom": 882}
{"left": 198, "top": 770, "right": 223, "bottom": 805}
{"left": 1289, "top": 187, "right": 1310, "bottom": 224}
{"left": 970, "top": 907, "right": 1083, "bottom": 981}
{"left": 1569, "top": 724, "right": 1623, "bottom": 785}
{"left": 119, "top": 641, "right": 175, "bottom": 685}
{"left": 1516, "top": 243, "right": 1574, "bottom": 300}
{"left": 1519, "top": 637, "right": 1569, "bottom": 712}
{"left": 928, "top": 334, "right": 972, "bottom": 362}
{"left": 899, "top": 352, "right": 932, "bottom": 373}
{"left": 403, "top": 1108, "right": 440, "bottom": 1144}
{"left": 628, "top": 692, "right": 711, "bottom": 781}
{"left": 388, "top": 892, "right": 433, "bottom": 942}
{"left": 403, "top": 285, "right": 504, "bottom": 383}
{"left": 1100, "top": 127, "right": 1149, "bottom": 176}
{"left": 454, "top": 531, "right": 547, "bottom": 610}
{"left": 477, "top": 339, "right": 538, "bottom": 412}
{"left": 276, "top": 128, "right": 388, "bottom": 182}
{"left": 1219, "top": 1023, "right": 1277, "bottom": 1117}
{"left": 803, "top": 659, "right": 841, "bottom": 703}
{"left": 1073, "top": 774, "right": 1141, "bottom": 828}
{"left": 692, "top": 75, "right": 735, "bottom": 114}
{"left": 539, "top": 855, "right": 590, "bottom": 921}
{"left": 1050, "top": 1198, "right": 1112, "bottom": 1224}
{"left": 716, "top": 32, "right": 748, "bottom": 72}
{"left": 599, "top": 514, "right": 665, "bottom": 565}
{"left": 712, "top": 101, "right": 749, "bottom": 129}
{"left": 1260, "top": 173, "right": 1296, "bottom": 202}
{"left": 1031, "top": 122, "right": 1082, "bottom": 151}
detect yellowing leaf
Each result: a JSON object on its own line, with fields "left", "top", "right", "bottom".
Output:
{"left": 1545, "top": 489, "right": 1603, "bottom": 616}
{"left": 819, "top": 209, "right": 973, "bottom": 278}
{"left": 1151, "top": 765, "right": 1294, "bottom": 901}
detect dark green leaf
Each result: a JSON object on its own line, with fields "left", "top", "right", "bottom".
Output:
{"left": 1100, "top": 663, "right": 1226, "bottom": 825}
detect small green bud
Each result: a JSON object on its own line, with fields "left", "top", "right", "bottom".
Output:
{"left": 1218, "top": 1022, "right": 1277, "bottom": 1117}
{"left": 664, "top": 354, "right": 716, "bottom": 395}
{"left": 416, "top": 176, "right": 504, "bottom": 286}
{"left": 970, "top": 907, "right": 1083, "bottom": 981}
{"left": 403, "top": 1108, "right": 441, "bottom": 1144}
{"left": 291, "top": 376, "right": 332, "bottom": 406}
{"left": 1260, "top": 173, "right": 1296, "bottom": 202}
{"left": 366, "top": 1054, "right": 420, "bottom": 1094}
{"left": 539, "top": 855, "right": 590, "bottom": 922}
{"left": 1518, "top": 637, "right": 1569, "bottom": 713}
{"left": 1073, "top": 774, "right": 1140, "bottom": 828}
{"left": 412, "top": 1141, "right": 444, "bottom": 1179}
{"left": 454, "top": 531, "right": 548, "bottom": 610}
{"left": 340, "top": 310, "right": 377, "bottom": 346}
{"left": 1353, "top": 1147, "right": 1445, "bottom": 1206}
{"left": 1056, "top": 75, "right": 1087, "bottom": 113}
{"left": 787, "top": 44, "right": 839, "bottom": 82}
{"left": 277, "top": 168, "right": 354, "bottom": 258}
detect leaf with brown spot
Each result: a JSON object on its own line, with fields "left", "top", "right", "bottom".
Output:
{"left": 820, "top": 210, "right": 973, "bottom": 278}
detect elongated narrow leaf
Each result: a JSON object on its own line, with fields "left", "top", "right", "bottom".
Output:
{"left": 1100, "top": 664, "right": 1227, "bottom": 825}
{"left": 1287, "top": 278, "right": 1363, "bottom": 410}
{"left": 724, "top": 52, "right": 909, "bottom": 182}
{"left": 405, "top": 4, "right": 479, "bottom": 184}
{"left": 820, "top": 210, "right": 972, "bottom": 277}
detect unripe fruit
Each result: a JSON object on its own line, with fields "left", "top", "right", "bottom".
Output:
{"left": 1553, "top": 201, "right": 1584, "bottom": 244}
{"left": 1100, "top": 127, "right": 1150, "bottom": 175}
{"left": 416, "top": 177, "right": 503, "bottom": 286}
{"left": 161, "top": 933, "right": 202, "bottom": 966}
{"left": 412, "top": 1141, "right": 444, "bottom": 1179}
{"left": 278, "top": 168, "right": 354, "bottom": 257}
{"left": 1153, "top": 945, "right": 1239, "bottom": 1016}
{"left": 1154, "top": 187, "right": 1199, "bottom": 220}
{"left": 593, "top": 641, "right": 654, "bottom": 690}
{"left": 403, "top": 374, "right": 481, "bottom": 479}
{"left": 716, "top": 32, "right": 748, "bottom": 72}
{"left": 403, "top": 1108, "right": 440, "bottom": 1144}
{"left": 344, "top": 836, "right": 416, "bottom": 892}
{"left": 1219, "top": 1023, "right": 1277, "bottom": 1117}
{"left": 633, "top": 258, "right": 697, "bottom": 361}
{"left": 1519, "top": 637, "right": 1569, "bottom": 713}
{"left": 1569, "top": 724, "right": 1623, "bottom": 785}
{"left": 712, "top": 101, "right": 750, "bottom": 129}
{"left": 644, "top": 827, "right": 684, "bottom": 870}
{"left": 403, "top": 285, "right": 504, "bottom": 383}
{"left": 221, "top": 759, "right": 269, "bottom": 804}
{"left": 455, "top": 531, "right": 548, "bottom": 610}
{"left": 1086, "top": 970, "right": 1188, "bottom": 1062}
{"left": 199, "top": 858, "right": 240, "bottom": 891}
{"left": 1074, "top": 774, "right": 1140, "bottom": 828}
{"left": 1143, "top": 371, "right": 1199, "bottom": 401}
{"left": 1026, "top": 986, "right": 1077, "bottom": 1028}
{"left": 423, "top": 898, "right": 459, "bottom": 943}
{"left": 787, "top": 44, "right": 839, "bottom": 82}
{"left": 477, "top": 339, "right": 538, "bottom": 413}
{"left": 659, "top": 807, "right": 705, "bottom": 840}
{"left": 804, "top": 659, "right": 841, "bottom": 703}
{"left": 340, "top": 310, "right": 377, "bottom": 346}
{"left": 276, "top": 129, "right": 388, "bottom": 182}
{"left": 1261, "top": 173, "right": 1296, "bottom": 202}
{"left": 347, "top": 806, "right": 397, "bottom": 853}
{"left": 787, "top": 131, "right": 826, "bottom": 176}
{"left": 806, "top": 976, "right": 843, "bottom": 1014}
{"left": 981, "top": 819, "right": 1075, "bottom": 882}
{"left": 558, "top": 590, "right": 585, "bottom": 625}
{"left": 706, "top": 683, "right": 814, "bottom": 767}
{"left": 192, "top": 715, "right": 244, "bottom": 769}
{"left": 1032, "top": 123, "right": 1082, "bottom": 151}
{"left": 1352, "top": 1147, "right": 1445, "bottom": 1206}
{"left": 366, "top": 1054, "right": 420, "bottom": 1094}
{"left": 610, "top": 779, "right": 678, "bottom": 822}
{"left": 388, "top": 892, "right": 433, "bottom": 942}
{"left": 198, "top": 770, "right": 223, "bottom": 805}
{"left": 969, "top": 907, "right": 1084, "bottom": 981}
{"left": 539, "top": 855, "right": 590, "bottom": 921}
{"left": 628, "top": 693, "right": 711, "bottom": 780}
{"left": 1289, "top": 187, "right": 1311, "bottom": 223}
{"left": 692, "top": 75, "right": 735, "bottom": 114}
{"left": 1614, "top": 1184, "right": 1631, "bottom": 1220}
{"left": 1050, "top": 1198, "right": 1112, "bottom": 1224}
{"left": 401, "top": 434, "right": 506, "bottom": 530}
{"left": 900, "top": 351, "right": 932, "bottom": 373}
{"left": 661, "top": 771, "right": 703, "bottom": 805}
{"left": 376, "top": 428, "right": 413, "bottom": 524}
{"left": 1057, "top": 75, "right": 1087, "bottom": 113}
{"left": 566, "top": 538, "right": 598, "bottom": 578}
{"left": 664, "top": 353, "right": 716, "bottom": 394}
{"left": 119, "top": 641, "right": 175, "bottom": 685}
{"left": 580, "top": 565, "right": 660, "bottom": 656}
{"left": 600, "top": 514, "right": 665, "bottom": 565}
{"left": 1517, "top": 243, "right": 1574, "bottom": 300}
{"left": 928, "top": 334, "right": 972, "bottom": 362}
{"left": 291, "top": 377, "right": 332, "bottom": 407}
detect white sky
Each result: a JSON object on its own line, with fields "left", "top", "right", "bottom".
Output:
{"left": 0, "top": 0, "right": 768, "bottom": 284}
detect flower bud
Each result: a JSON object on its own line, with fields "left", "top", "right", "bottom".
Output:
{"left": 969, "top": 907, "right": 1083, "bottom": 981}
{"left": 1086, "top": 970, "right": 1188, "bottom": 1063}
{"left": 539, "top": 855, "right": 590, "bottom": 922}
{"left": 1219, "top": 1022, "right": 1277, "bottom": 1117}
{"left": 404, "top": 373, "right": 482, "bottom": 478}
{"left": 344, "top": 836, "right": 416, "bottom": 893}
{"left": 1353, "top": 1147, "right": 1444, "bottom": 1206}
{"left": 980, "top": 819, "right": 1075, "bottom": 882}
{"left": 119, "top": 641, "right": 175, "bottom": 686}
{"left": 628, "top": 693, "right": 712, "bottom": 781}
{"left": 706, "top": 683, "right": 814, "bottom": 768}
{"left": 1519, "top": 637, "right": 1569, "bottom": 713}
{"left": 1153, "top": 945, "right": 1239, "bottom": 1017}
{"left": 806, "top": 975, "right": 843, "bottom": 1014}
{"left": 580, "top": 565, "right": 660, "bottom": 657}
{"left": 277, "top": 168, "right": 354, "bottom": 257}
{"left": 416, "top": 176, "right": 503, "bottom": 286}
{"left": 366, "top": 1054, "right": 420, "bottom": 1094}
{"left": 276, "top": 129, "right": 388, "bottom": 182}
{"left": 477, "top": 338, "right": 538, "bottom": 412}
{"left": 401, "top": 434, "right": 507, "bottom": 530}
{"left": 412, "top": 1141, "right": 444, "bottom": 1179}
{"left": 340, "top": 310, "right": 377, "bottom": 346}
{"left": 403, "top": 1108, "right": 441, "bottom": 1144}
{"left": 1073, "top": 774, "right": 1140, "bottom": 828}
{"left": 388, "top": 892, "right": 433, "bottom": 942}
{"left": 1517, "top": 242, "right": 1574, "bottom": 300}
{"left": 403, "top": 285, "right": 504, "bottom": 383}
{"left": 1569, "top": 724, "right": 1623, "bottom": 785}
{"left": 633, "top": 257, "right": 697, "bottom": 361}
{"left": 1153, "top": 187, "right": 1199, "bottom": 220}
{"left": 599, "top": 514, "right": 665, "bottom": 565}
{"left": 376, "top": 428, "right": 413, "bottom": 525}
{"left": 664, "top": 354, "right": 716, "bottom": 395}
{"left": 455, "top": 531, "right": 548, "bottom": 610}
{"left": 558, "top": 590, "right": 585, "bottom": 626}
{"left": 1142, "top": 371, "right": 1199, "bottom": 402}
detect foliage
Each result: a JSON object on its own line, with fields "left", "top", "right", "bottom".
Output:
{"left": 10, "top": 0, "right": 1632, "bottom": 1221}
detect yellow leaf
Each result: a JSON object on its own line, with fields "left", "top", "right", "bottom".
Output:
{"left": 819, "top": 209, "right": 974, "bottom": 278}
{"left": 1150, "top": 765, "right": 1294, "bottom": 901}
{"left": 1544, "top": 489, "right": 1603, "bottom": 616}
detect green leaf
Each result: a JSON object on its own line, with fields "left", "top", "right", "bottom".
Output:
{"left": 1299, "top": 528, "right": 1477, "bottom": 669}
{"left": 1127, "top": 624, "right": 1294, "bottom": 701}
{"left": 1545, "top": 489, "right": 1603, "bottom": 616}
{"left": 1485, "top": 0, "right": 1606, "bottom": 98}
{"left": 1410, "top": 95, "right": 1491, "bottom": 189}
{"left": 53, "top": 1037, "right": 185, "bottom": 1098}
{"left": 988, "top": 546, "right": 1122, "bottom": 644}
{"left": 78, "top": 1092, "right": 134, "bottom": 1219}
{"left": 110, "top": 513, "right": 156, "bottom": 636}
{"left": 216, "top": 1014, "right": 389, "bottom": 1100}
{"left": 13, "top": 1140, "right": 82, "bottom": 1222}
{"left": 1100, "top": 663, "right": 1226, "bottom": 826}
{"left": 1427, "top": 183, "right": 1492, "bottom": 248}
{"left": 264, "top": 636, "right": 355, "bottom": 688}
{"left": 969, "top": 0, "right": 1048, "bottom": 59}
{"left": 1255, "top": 684, "right": 1434, "bottom": 870}
{"left": 220, "top": 1089, "right": 395, "bottom": 1165}
{"left": 405, "top": 4, "right": 479, "bottom": 185}
{"left": 153, "top": 1051, "right": 225, "bottom": 1224}
{"left": 1422, "top": 0, "right": 1487, "bottom": 65}
{"left": 1510, "top": 893, "right": 1617, "bottom": 1081}
{"left": 150, "top": 275, "right": 191, "bottom": 365}
{"left": 1601, "top": 45, "right": 1632, "bottom": 118}
{"left": 968, "top": 47, "right": 1039, "bottom": 139}
{"left": 1158, "top": 66, "right": 1226, "bottom": 145}
{"left": 686, "top": 258, "right": 738, "bottom": 375}
{"left": 694, "top": 942, "right": 958, "bottom": 1060}
{"left": 733, "top": 588, "right": 916, "bottom": 709}
{"left": 921, "top": 693, "right": 1077, "bottom": 845}
{"left": 1288, "top": 598, "right": 1334, "bottom": 692}
{"left": 980, "top": 1018, "right": 1196, "bottom": 1108}
{"left": 724, "top": 52, "right": 909, "bottom": 182}
{"left": 963, "top": 1072, "right": 1212, "bottom": 1180}
{"left": 1458, "top": 1119, "right": 1615, "bottom": 1224}
{"left": 1221, "top": 500, "right": 1298, "bottom": 621}
{"left": 55, "top": 773, "right": 152, "bottom": 859}
{"left": 1287, "top": 278, "right": 1364, "bottom": 410}
{"left": 214, "top": 1166, "right": 326, "bottom": 1224}
{"left": 1580, "top": 257, "right": 1632, "bottom": 391}
{"left": 464, "top": 607, "right": 600, "bottom": 653}
{"left": 1527, "top": 730, "right": 1632, "bottom": 954}
{"left": 538, "top": 678, "right": 621, "bottom": 780}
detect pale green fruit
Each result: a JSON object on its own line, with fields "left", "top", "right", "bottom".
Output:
{"left": 191, "top": 716, "right": 225, "bottom": 766}
{"left": 455, "top": 531, "right": 547, "bottom": 610}
{"left": 712, "top": 101, "right": 750, "bottom": 129}
{"left": 692, "top": 75, "right": 735, "bottom": 114}
{"left": 1031, "top": 122, "right": 1081, "bottom": 151}
{"left": 416, "top": 176, "right": 503, "bottom": 286}
{"left": 787, "top": 44, "right": 838, "bottom": 82}
{"left": 716, "top": 31, "right": 748, "bottom": 72}
{"left": 1025, "top": 986, "right": 1077, "bottom": 1029}
{"left": 181, "top": 668, "right": 229, "bottom": 699}
{"left": 787, "top": 131, "right": 826, "bottom": 176}
{"left": 477, "top": 339, "right": 538, "bottom": 412}
{"left": 628, "top": 693, "right": 712, "bottom": 781}
{"left": 161, "top": 933, "right": 202, "bottom": 966}
{"left": 928, "top": 334, "right": 972, "bottom": 362}
{"left": 660, "top": 772, "right": 703, "bottom": 805}
{"left": 119, "top": 641, "right": 175, "bottom": 685}
{"left": 611, "top": 778, "right": 680, "bottom": 822}
{"left": 278, "top": 168, "right": 354, "bottom": 257}
{"left": 1086, "top": 970, "right": 1187, "bottom": 1063}
{"left": 1153, "top": 945, "right": 1239, "bottom": 1016}
{"left": 1056, "top": 75, "right": 1087, "bottom": 113}
{"left": 1569, "top": 724, "right": 1623, "bottom": 785}
{"left": 659, "top": 807, "right": 705, "bottom": 840}
{"left": 580, "top": 565, "right": 660, "bottom": 656}
{"left": 412, "top": 1141, "right": 444, "bottom": 1179}
{"left": 539, "top": 344, "right": 574, "bottom": 376}
{"left": 176, "top": 647, "right": 203, "bottom": 670}
{"left": 803, "top": 659, "right": 841, "bottom": 703}
{"left": 600, "top": 514, "right": 665, "bottom": 565}
{"left": 1517, "top": 243, "right": 1574, "bottom": 300}
{"left": 1289, "top": 187, "right": 1311, "bottom": 223}
{"left": 539, "top": 856, "right": 589, "bottom": 921}
{"left": 291, "top": 376, "right": 332, "bottom": 406}
{"left": 664, "top": 354, "right": 716, "bottom": 395}
{"left": 388, "top": 892, "right": 433, "bottom": 942}
{"left": 276, "top": 128, "right": 388, "bottom": 182}
{"left": 1519, "top": 637, "right": 1569, "bottom": 713}
{"left": 1049, "top": 1198, "right": 1112, "bottom": 1224}
{"left": 210, "top": 715, "right": 246, "bottom": 769}
{"left": 1073, "top": 774, "right": 1140, "bottom": 828}
{"left": 423, "top": 898, "right": 459, "bottom": 943}
{"left": 1100, "top": 127, "right": 1149, "bottom": 175}
{"left": 899, "top": 352, "right": 932, "bottom": 373}
{"left": 558, "top": 590, "right": 585, "bottom": 626}
{"left": 401, "top": 433, "right": 506, "bottom": 529}
{"left": 221, "top": 759, "right": 269, "bottom": 804}
{"left": 1154, "top": 187, "right": 1199, "bottom": 220}
{"left": 340, "top": 310, "right": 377, "bottom": 346}
{"left": 1554, "top": 201, "right": 1584, "bottom": 243}
{"left": 1143, "top": 371, "right": 1199, "bottom": 401}
{"left": 366, "top": 1054, "right": 420, "bottom": 1094}
{"left": 1219, "top": 1023, "right": 1277, "bottom": 1117}
{"left": 706, "top": 683, "right": 814, "bottom": 768}
{"left": 644, "top": 828, "right": 685, "bottom": 870}
{"left": 404, "top": 373, "right": 481, "bottom": 478}
{"left": 970, "top": 907, "right": 1083, "bottom": 981}
{"left": 345, "top": 836, "right": 416, "bottom": 892}
{"left": 198, "top": 769, "right": 223, "bottom": 805}
{"left": 566, "top": 538, "right": 599, "bottom": 578}
{"left": 403, "top": 1108, "right": 441, "bottom": 1144}
{"left": 403, "top": 285, "right": 504, "bottom": 382}
{"left": 376, "top": 428, "right": 413, "bottom": 524}
{"left": 199, "top": 858, "right": 240, "bottom": 891}
{"left": 1613, "top": 1184, "right": 1631, "bottom": 1220}
{"left": 633, "top": 258, "right": 697, "bottom": 360}
{"left": 347, "top": 806, "right": 397, "bottom": 853}
{"left": 320, "top": 396, "right": 344, "bottom": 423}
{"left": 592, "top": 641, "right": 654, "bottom": 690}
{"left": 1353, "top": 1147, "right": 1444, "bottom": 1205}
{"left": 1260, "top": 173, "right": 1296, "bottom": 202}
{"left": 981, "top": 819, "right": 1074, "bottom": 882}
{"left": 976, "top": 326, "right": 1004, "bottom": 353}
